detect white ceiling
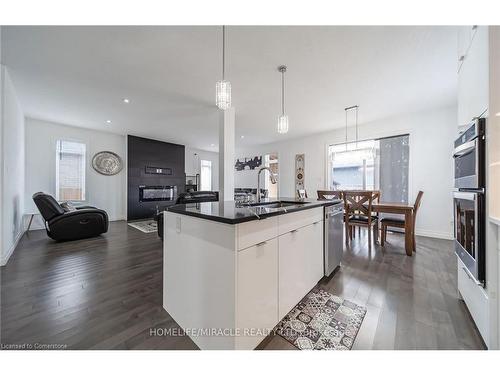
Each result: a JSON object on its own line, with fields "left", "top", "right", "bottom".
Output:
{"left": 2, "top": 26, "right": 458, "bottom": 151}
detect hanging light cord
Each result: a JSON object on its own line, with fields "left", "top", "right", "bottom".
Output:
{"left": 222, "top": 25, "right": 225, "bottom": 81}
{"left": 355, "top": 105, "right": 359, "bottom": 146}
{"left": 281, "top": 69, "right": 285, "bottom": 116}
{"left": 344, "top": 105, "right": 359, "bottom": 146}
{"left": 345, "top": 109, "right": 348, "bottom": 145}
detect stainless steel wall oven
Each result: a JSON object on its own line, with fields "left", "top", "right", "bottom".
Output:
{"left": 453, "top": 191, "right": 485, "bottom": 285}
{"left": 453, "top": 118, "right": 486, "bottom": 287}
{"left": 453, "top": 118, "right": 485, "bottom": 190}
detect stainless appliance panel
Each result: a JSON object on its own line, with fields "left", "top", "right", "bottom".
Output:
{"left": 453, "top": 119, "right": 485, "bottom": 190}
{"left": 453, "top": 139, "right": 478, "bottom": 189}
{"left": 324, "top": 203, "right": 343, "bottom": 276}
{"left": 453, "top": 191, "right": 485, "bottom": 286}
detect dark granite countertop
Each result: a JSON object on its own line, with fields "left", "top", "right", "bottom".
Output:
{"left": 166, "top": 197, "right": 342, "bottom": 224}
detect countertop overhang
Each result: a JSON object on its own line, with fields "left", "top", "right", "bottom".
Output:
{"left": 166, "top": 197, "right": 342, "bottom": 224}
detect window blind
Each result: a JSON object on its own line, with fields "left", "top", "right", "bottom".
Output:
{"left": 56, "top": 140, "right": 86, "bottom": 201}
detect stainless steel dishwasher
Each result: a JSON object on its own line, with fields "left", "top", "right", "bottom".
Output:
{"left": 324, "top": 202, "right": 344, "bottom": 276}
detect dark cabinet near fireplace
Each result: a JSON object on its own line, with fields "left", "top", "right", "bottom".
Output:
{"left": 127, "top": 135, "right": 185, "bottom": 220}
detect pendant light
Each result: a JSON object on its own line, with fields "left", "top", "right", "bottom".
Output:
{"left": 277, "top": 65, "right": 289, "bottom": 134}
{"left": 216, "top": 26, "right": 231, "bottom": 110}
{"left": 344, "top": 105, "right": 359, "bottom": 149}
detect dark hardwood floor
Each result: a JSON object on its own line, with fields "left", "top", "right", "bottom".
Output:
{"left": 0, "top": 221, "right": 197, "bottom": 350}
{"left": 1, "top": 222, "right": 485, "bottom": 350}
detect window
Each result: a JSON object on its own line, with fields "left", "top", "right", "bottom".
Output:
{"left": 56, "top": 140, "right": 86, "bottom": 201}
{"left": 264, "top": 153, "right": 279, "bottom": 199}
{"left": 200, "top": 159, "right": 212, "bottom": 191}
{"left": 328, "top": 140, "right": 376, "bottom": 191}
{"left": 327, "top": 134, "right": 409, "bottom": 203}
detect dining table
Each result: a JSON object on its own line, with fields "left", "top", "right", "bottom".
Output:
{"left": 370, "top": 202, "right": 415, "bottom": 256}
{"left": 325, "top": 189, "right": 416, "bottom": 256}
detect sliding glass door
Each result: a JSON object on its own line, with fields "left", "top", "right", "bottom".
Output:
{"left": 378, "top": 135, "right": 409, "bottom": 204}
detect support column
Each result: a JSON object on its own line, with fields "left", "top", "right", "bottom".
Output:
{"left": 218, "top": 107, "right": 235, "bottom": 201}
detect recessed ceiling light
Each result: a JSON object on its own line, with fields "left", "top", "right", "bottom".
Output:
{"left": 106, "top": 120, "right": 112, "bottom": 124}
{"left": 240, "top": 135, "right": 245, "bottom": 139}
{"left": 495, "top": 112, "right": 500, "bottom": 117}
{"left": 123, "top": 98, "right": 130, "bottom": 104}
{"left": 210, "top": 143, "right": 215, "bottom": 147}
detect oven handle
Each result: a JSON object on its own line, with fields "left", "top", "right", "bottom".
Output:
{"left": 453, "top": 139, "right": 476, "bottom": 158}
{"left": 453, "top": 191, "right": 477, "bottom": 200}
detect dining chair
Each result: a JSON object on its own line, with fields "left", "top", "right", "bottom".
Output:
{"left": 317, "top": 190, "right": 343, "bottom": 200}
{"left": 343, "top": 191, "right": 379, "bottom": 249}
{"left": 380, "top": 191, "right": 424, "bottom": 249}
{"left": 297, "top": 189, "right": 308, "bottom": 199}
{"left": 341, "top": 190, "right": 379, "bottom": 238}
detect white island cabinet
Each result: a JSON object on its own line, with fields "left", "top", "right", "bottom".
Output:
{"left": 163, "top": 206, "right": 324, "bottom": 350}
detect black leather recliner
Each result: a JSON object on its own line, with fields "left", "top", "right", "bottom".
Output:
{"left": 32, "top": 192, "right": 109, "bottom": 241}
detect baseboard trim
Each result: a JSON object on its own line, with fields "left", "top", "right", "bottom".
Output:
{"left": 1, "top": 229, "right": 25, "bottom": 266}
{"left": 109, "top": 216, "right": 127, "bottom": 222}
{"left": 415, "top": 229, "right": 454, "bottom": 240}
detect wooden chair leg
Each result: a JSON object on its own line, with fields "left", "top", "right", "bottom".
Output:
{"left": 412, "top": 222, "right": 417, "bottom": 252}
{"left": 374, "top": 222, "right": 379, "bottom": 243}
{"left": 345, "top": 223, "right": 350, "bottom": 245}
{"left": 368, "top": 226, "right": 372, "bottom": 249}
{"left": 381, "top": 223, "right": 386, "bottom": 246}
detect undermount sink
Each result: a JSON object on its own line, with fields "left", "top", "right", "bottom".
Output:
{"left": 249, "top": 201, "right": 307, "bottom": 209}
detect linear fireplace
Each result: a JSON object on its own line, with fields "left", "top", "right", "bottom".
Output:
{"left": 127, "top": 135, "right": 185, "bottom": 220}
{"left": 139, "top": 185, "right": 177, "bottom": 202}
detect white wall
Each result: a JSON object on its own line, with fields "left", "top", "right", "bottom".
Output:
{"left": 0, "top": 27, "right": 4, "bottom": 264}
{"left": 24, "top": 121, "right": 218, "bottom": 230}
{"left": 185, "top": 146, "right": 219, "bottom": 191}
{"left": 1, "top": 65, "right": 25, "bottom": 265}
{"left": 234, "top": 154, "right": 277, "bottom": 197}
{"left": 25, "top": 118, "right": 127, "bottom": 228}
{"left": 236, "top": 106, "right": 457, "bottom": 239}
{"left": 234, "top": 165, "right": 260, "bottom": 189}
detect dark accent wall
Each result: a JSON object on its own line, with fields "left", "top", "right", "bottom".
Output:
{"left": 127, "top": 135, "right": 185, "bottom": 221}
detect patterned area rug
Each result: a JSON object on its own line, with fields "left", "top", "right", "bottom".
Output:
{"left": 127, "top": 220, "right": 157, "bottom": 233}
{"left": 275, "top": 289, "right": 367, "bottom": 350}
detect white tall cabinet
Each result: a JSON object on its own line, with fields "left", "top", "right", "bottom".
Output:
{"left": 457, "top": 26, "right": 489, "bottom": 127}
{"left": 456, "top": 25, "right": 500, "bottom": 349}
{"left": 488, "top": 26, "right": 500, "bottom": 351}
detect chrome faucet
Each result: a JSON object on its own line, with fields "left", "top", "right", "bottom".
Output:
{"left": 257, "top": 166, "right": 278, "bottom": 203}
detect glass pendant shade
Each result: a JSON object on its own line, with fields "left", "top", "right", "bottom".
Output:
{"left": 216, "top": 80, "right": 231, "bottom": 110}
{"left": 277, "top": 115, "right": 289, "bottom": 134}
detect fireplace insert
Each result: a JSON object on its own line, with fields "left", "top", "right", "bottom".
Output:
{"left": 139, "top": 185, "right": 177, "bottom": 202}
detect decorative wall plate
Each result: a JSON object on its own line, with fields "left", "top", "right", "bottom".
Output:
{"left": 295, "top": 153, "right": 305, "bottom": 197}
{"left": 92, "top": 151, "right": 123, "bottom": 176}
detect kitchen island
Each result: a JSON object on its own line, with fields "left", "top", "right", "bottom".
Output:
{"left": 163, "top": 198, "right": 340, "bottom": 350}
